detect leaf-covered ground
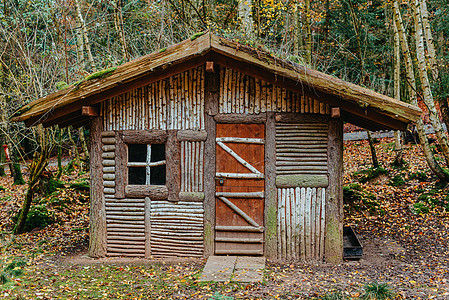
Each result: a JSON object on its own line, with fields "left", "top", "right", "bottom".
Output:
{"left": 1, "top": 138, "right": 449, "bottom": 299}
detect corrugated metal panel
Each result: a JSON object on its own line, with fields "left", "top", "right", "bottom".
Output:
{"left": 275, "top": 123, "right": 328, "bottom": 175}
{"left": 106, "top": 198, "right": 146, "bottom": 257}
{"left": 102, "top": 66, "right": 205, "bottom": 131}
{"left": 219, "top": 67, "right": 330, "bottom": 114}
{"left": 150, "top": 201, "right": 204, "bottom": 257}
{"left": 181, "top": 141, "right": 204, "bottom": 192}
{"left": 277, "top": 187, "right": 326, "bottom": 260}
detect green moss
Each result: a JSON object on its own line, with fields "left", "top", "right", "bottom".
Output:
{"left": 190, "top": 31, "right": 205, "bottom": 41}
{"left": 85, "top": 67, "right": 117, "bottom": 81}
{"left": 204, "top": 222, "right": 212, "bottom": 248}
{"left": 388, "top": 174, "right": 405, "bottom": 187}
{"left": 56, "top": 81, "right": 68, "bottom": 90}
{"left": 325, "top": 215, "right": 341, "bottom": 264}
{"left": 357, "top": 167, "right": 388, "bottom": 183}
{"left": 159, "top": 47, "right": 167, "bottom": 52}
{"left": 73, "top": 79, "right": 84, "bottom": 86}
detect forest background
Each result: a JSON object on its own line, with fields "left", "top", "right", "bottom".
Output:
{"left": 0, "top": 0, "right": 449, "bottom": 298}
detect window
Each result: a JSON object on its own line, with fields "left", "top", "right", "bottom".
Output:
{"left": 128, "top": 144, "right": 166, "bottom": 185}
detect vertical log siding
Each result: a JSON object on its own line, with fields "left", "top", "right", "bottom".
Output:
{"left": 277, "top": 187, "right": 326, "bottom": 260}
{"left": 102, "top": 66, "right": 205, "bottom": 130}
{"left": 181, "top": 141, "right": 204, "bottom": 192}
{"left": 219, "top": 67, "right": 330, "bottom": 115}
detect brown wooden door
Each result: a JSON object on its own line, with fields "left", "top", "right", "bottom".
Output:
{"left": 215, "top": 123, "right": 265, "bottom": 255}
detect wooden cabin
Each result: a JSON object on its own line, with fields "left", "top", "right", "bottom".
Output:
{"left": 12, "top": 32, "right": 421, "bottom": 263}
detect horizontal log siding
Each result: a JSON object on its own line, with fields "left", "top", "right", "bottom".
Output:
{"left": 277, "top": 187, "right": 326, "bottom": 260}
{"left": 102, "top": 66, "right": 205, "bottom": 130}
{"left": 181, "top": 141, "right": 204, "bottom": 193}
{"left": 219, "top": 67, "right": 330, "bottom": 114}
{"left": 275, "top": 123, "right": 329, "bottom": 175}
{"left": 150, "top": 201, "right": 204, "bottom": 257}
{"left": 106, "top": 198, "right": 146, "bottom": 257}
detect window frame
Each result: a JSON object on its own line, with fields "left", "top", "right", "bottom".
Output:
{"left": 114, "top": 130, "right": 180, "bottom": 201}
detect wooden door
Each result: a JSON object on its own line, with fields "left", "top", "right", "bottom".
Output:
{"left": 215, "top": 123, "right": 265, "bottom": 255}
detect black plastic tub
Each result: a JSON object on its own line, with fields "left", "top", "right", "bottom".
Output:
{"left": 343, "top": 226, "right": 363, "bottom": 260}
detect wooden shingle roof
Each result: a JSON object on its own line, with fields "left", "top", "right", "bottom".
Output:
{"left": 12, "top": 32, "right": 421, "bottom": 130}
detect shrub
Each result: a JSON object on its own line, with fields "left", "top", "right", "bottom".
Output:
{"left": 388, "top": 175, "right": 405, "bottom": 187}
{"left": 0, "top": 185, "right": 5, "bottom": 191}
{"left": 70, "top": 178, "right": 90, "bottom": 192}
{"left": 357, "top": 167, "right": 388, "bottom": 183}
{"left": 360, "top": 282, "right": 394, "bottom": 300}
{"left": 1, "top": 259, "right": 27, "bottom": 285}
{"left": 208, "top": 292, "right": 234, "bottom": 300}
{"left": 321, "top": 290, "right": 347, "bottom": 300}
{"left": 343, "top": 184, "right": 383, "bottom": 215}
{"left": 42, "top": 178, "right": 65, "bottom": 196}
{"left": 413, "top": 202, "right": 430, "bottom": 214}
{"left": 12, "top": 205, "right": 54, "bottom": 232}
{"left": 409, "top": 172, "right": 427, "bottom": 182}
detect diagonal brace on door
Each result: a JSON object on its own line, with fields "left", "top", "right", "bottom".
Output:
{"left": 218, "top": 196, "right": 259, "bottom": 227}
{"left": 216, "top": 141, "right": 262, "bottom": 175}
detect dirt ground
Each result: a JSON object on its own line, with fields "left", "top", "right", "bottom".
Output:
{"left": 1, "top": 138, "right": 449, "bottom": 299}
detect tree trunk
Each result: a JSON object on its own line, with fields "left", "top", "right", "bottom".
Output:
{"left": 393, "top": 16, "right": 404, "bottom": 166}
{"left": 74, "top": 0, "right": 96, "bottom": 72}
{"left": 293, "top": 0, "right": 302, "bottom": 57}
{"left": 74, "top": 0, "right": 84, "bottom": 70}
{"left": 411, "top": 0, "right": 449, "bottom": 166}
{"left": 304, "top": 0, "right": 312, "bottom": 65}
{"left": 367, "top": 131, "right": 379, "bottom": 168}
{"left": 15, "top": 127, "right": 51, "bottom": 234}
{"left": 238, "top": 0, "right": 254, "bottom": 37}
{"left": 392, "top": 0, "right": 449, "bottom": 182}
{"left": 419, "top": 0, "right": 437, "bottom": 80}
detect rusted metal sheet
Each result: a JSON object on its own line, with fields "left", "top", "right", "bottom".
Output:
{"left": 215, "top": 123, "right": 265, "bottom": 256}
{"left": 219, "top": 67, "right": 330, "bottom": 115}
{"left": 102, "top": 66, "right": 205, "bottom": 131}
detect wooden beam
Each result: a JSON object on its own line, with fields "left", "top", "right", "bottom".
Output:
{"left": 203, "top": 62, "right": 220, "bottom": 257}
{"left": 88, "top": 116, "right": 106, "bottom": 258}
{"left": 214, "top": 113, "right": 266, "bottom": 124}
{"left": 264, "top": 112, "right": 277, "bottom": 259}
{"left": 206, "top": 61, "right": 215, "bottom": 73}
{"left": 331, "top": 107, "right": 341, "bottom": 118}
{"left": 41, "top": 110, "right": 81, "bottom": 128}
{"left": 325, "top": 117, "right": 343, "bottom": 263}
{"left": 82, "top": 106, "right": 99, "bottom": 117}
{"left": 275, "top": 113, "right": 330, "bottom": 124}
{"left": 121, "top": 130, "right": 167, "bottom": 144}
{"left": 166, "top": 130, "right": 181, "bottom": 202}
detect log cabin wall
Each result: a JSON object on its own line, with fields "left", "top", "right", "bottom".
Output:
{"left": 217, "top": 67, "right": 331, "bottom": 260}
{"left": 218, "top": 67, "right": 331, "bottom": 115}
{"left": 275, "top": 122, "right": 329, "bottom": 260}
{"left": 100, "top": 66, "right": 205, "bottom": 258}
{"left": 102, "top": 66, "right": 205, "bottom": 131}
{"left": 99, "top": 64, "right": 337, "bottom": 260}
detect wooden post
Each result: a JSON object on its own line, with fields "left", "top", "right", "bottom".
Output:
{"left": 88, "top": 117, "right": 107, "bottom": 258}
{"left": 166, "top": 130, "right": 181, "bottom": 202}
{"left": 203, "top": 64, "right": 219, "bottom": 257}
{"left": 264, "top": 112, "right": 277, "bottom": 259}
{"left": 325, "top": 117, "right": 343, "bottom": 263}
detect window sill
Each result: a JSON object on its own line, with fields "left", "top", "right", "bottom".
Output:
{"left": 125, "top": 185, "right": 168, "bottom": 199}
